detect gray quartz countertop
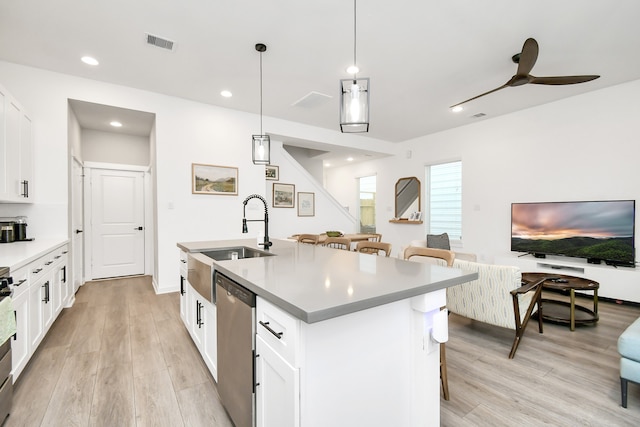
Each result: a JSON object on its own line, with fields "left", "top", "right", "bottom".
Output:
{"left": 178, "top": 238, "right": 478, "bottom": 323}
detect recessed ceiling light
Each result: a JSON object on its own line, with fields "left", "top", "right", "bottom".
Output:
{"left": 220, "top": 90, "right": 232, "bottom": 98}
{"left": 325, "top": 162, "right": 331, "bottom": 167}
{"left": 451, "top": 105, "right": 464, "bottom": 113}
{"left": 347, "top": 157, "right": 354, "bottom": 162}
{"left": 81, "top": 56, "right": 99, "bottom": 66}
{"left": 346, "top": 65, "right": 359, "bottom": 74}
{"left": 110, "top": 121, "right": 122, "bottom": 128}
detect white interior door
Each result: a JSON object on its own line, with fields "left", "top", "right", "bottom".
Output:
{"left": 90, "top": 168, "right": 145, "bottom": 279}
{"left": 71, "top": 157, "right": 84, "bottom": 294}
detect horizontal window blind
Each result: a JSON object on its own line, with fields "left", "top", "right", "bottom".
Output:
{"left": 428, "top": 161, "right": 462, "bottom": 240}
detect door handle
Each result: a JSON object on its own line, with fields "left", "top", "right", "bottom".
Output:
{"left": 75, "top": 229, "right": 83, "bottom": 234}
{"left": 135, "top": 226, "right": 144, "bottom": 230}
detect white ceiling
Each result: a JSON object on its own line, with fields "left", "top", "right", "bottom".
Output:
{"left": 2, "top": 1, "right": 640, "bottom": 163}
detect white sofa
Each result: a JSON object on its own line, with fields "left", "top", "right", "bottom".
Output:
{"left": 446, "top": 259, "right": 545, "bottom": 358}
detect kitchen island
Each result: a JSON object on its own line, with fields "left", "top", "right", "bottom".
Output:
{"left": 178, "top": 238, "right": 477, "bottom": 427}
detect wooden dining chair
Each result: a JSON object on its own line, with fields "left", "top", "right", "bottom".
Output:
{"left": 404, "top": 246, "right": 455, "bottom": 401}
{"left": 368, "top": 233, "right": 382, "bottom": 243}
{"left": 355, "top": 241, "right": 392, "bottom": 257}
{"left": 322, "top": 237, "right": 351, "bottom": 250}
{"left": 298, "top": 234, "right": 319, "bottom": 245}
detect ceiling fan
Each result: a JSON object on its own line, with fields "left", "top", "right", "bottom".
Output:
{"left": 450, "top": 38, "right": 600, "bottom": 108}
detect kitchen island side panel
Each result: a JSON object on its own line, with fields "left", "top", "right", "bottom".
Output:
{"left": 299, "top": 296, "right": 441, "bottom": 426}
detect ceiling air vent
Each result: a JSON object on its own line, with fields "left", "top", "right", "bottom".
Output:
{"left": 145, "top": 33, "right": 175, "bottom": 51}
{"left": 471, "top": 113, "right": 486, "bottom": 119}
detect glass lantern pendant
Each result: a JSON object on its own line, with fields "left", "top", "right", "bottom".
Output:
{"left": 340, "top": 77, "right": 369, "bottom": 133}
{"left": 252, "top": 43, "right": 270, "bottom": 165}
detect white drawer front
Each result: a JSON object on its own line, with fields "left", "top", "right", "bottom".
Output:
{"left": 256, "top": 298, "right": 300, "bottom": 366}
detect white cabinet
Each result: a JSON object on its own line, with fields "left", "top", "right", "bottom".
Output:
{"left": 12, "top": 243, "right": 69, "bottom": 381}
{"left": 0, "top": 83, "right": 33, "bottom": 202}
{"left": 179, "top": 251, "right": 188, "bottom": 324}
{"left": 255, "top": 335, "right": 300, "bottom": 427}
{"left": 179, "top": 251, "right": 217, "bottom": 381}
{"left": 189, "top": 288, "right": 205, "bottom": 350}
{"left": 185, "top": 284, "right": 218, "bottom": 381}
{"left": 202, "top": 300, "right": 217, "bottom": 380}
{"left": 9, "top": 266, "right": 29, "bottom": 380}
{"left": 255, "top": 298, "right": 300, "bottom": 427}
{"left": 255, "top": 295, "right": 440, "bottom": 427}
{"left": 28, "top": 269, "right": 46, "bottom": 350}
{"left": 495, "top": 253, "right": 640, "bottom": 303}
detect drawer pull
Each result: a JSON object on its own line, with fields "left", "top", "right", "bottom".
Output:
{"left": 33, "top": 268, "right": 43, "bottom": 274}
{"left": 45, "top": 261, "right": 53, "bottom": 266}
{"left": 16, "top": 279, "right": 27, "bottom": 287}
{"left": 259, "top": 321, "right": 283, "bottom": 339}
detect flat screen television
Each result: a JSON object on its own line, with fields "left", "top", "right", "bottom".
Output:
{"left": 511, "top": 200, "right": 636, "bottom": 267}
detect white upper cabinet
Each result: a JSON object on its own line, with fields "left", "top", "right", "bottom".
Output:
{"left": 0, "top": 83, "right": 33, "bottom": 202}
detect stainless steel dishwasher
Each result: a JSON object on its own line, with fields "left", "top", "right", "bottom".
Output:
{"left": 216, "top": 272, "right": 256, "bottom": 427}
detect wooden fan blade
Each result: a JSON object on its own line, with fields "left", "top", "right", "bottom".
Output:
{"left": 529, "top": 75, "right": 600, "bottom": 85}
{"left": 450, "top": 84, "right": 508, "bottom": 108}
{"left": 516, "top": 38, "right": 539, "bottom": 76}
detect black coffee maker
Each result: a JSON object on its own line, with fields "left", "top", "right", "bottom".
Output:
{"left": 13, "top": 216, "right": 28, "bottom": 241}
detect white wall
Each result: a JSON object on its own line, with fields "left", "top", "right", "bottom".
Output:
{"left": 81, "top": 129, "right": 150, "bottom": 166}
{"left": 326, "top": 79, "right": 640, "bottom": 298}
{"left": 266, "top": 141, "right": 356, "bottom": 238}
{"left": 0, "top": 60, "right": 385, "bottom": 293}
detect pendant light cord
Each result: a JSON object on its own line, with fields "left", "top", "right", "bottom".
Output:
{"left": 353, "top": 0, "right": 357, "bottom": 79}
{"left": 259, "top": 50, "right": 263, "bottom": 134}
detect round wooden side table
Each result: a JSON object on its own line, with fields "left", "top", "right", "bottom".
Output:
{"left": 521, "top": 272, "right": 599, "bottom": 331}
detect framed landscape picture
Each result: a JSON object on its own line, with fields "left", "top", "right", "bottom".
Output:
{"left": 297, "top": 192, "right": 315, "bottom": 217}
{"left": 192, "top": 163, "right": 238, "bottom": 195}
{"left": 272, "top": 183, "right": 295, "bottom": 208}
{"left": 265, "top": 165, "right": 279, "bottom": 181}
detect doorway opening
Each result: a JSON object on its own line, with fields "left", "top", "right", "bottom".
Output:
{"left": 68, "top": 99, "right": 156, "bottom": 287}
{"left": 358, "top": 175, "right": 376, "bottom": 233}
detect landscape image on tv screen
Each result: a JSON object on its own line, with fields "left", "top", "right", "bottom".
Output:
{"left": 511, "top": 200, "right": 636, "bottom": 266}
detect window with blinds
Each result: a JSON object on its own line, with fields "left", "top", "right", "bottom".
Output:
{"left": 426, "top": 161, "right": 462, "bottom": 241}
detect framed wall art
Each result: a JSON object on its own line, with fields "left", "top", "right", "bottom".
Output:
{"left": 265, "top": 165, "right": 279, "bottom": 181}
{"left": 297, "top": 192, "right": 315, "bottom": 217}
{"left": 272, "top": 183, "right": 295, "bottom": 208}
{"left": 192, "top": 163, "right": 238, "bottom": 195}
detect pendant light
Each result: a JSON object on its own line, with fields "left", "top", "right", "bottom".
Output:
{"left": 340, "top": 0, "right": 370, "bottom": 133}
{"left": 252, "top": 43, "right": 270, "bottom": 164}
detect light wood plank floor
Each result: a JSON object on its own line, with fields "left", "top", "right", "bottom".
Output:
{"left": 7, "top": 278, "right": 640, "bottom": 426}
{"left": 442, "top": 290, "right": 640, "bottom": 426}
{"left": 6, "top": 276, "right": 233, "bottom": 427}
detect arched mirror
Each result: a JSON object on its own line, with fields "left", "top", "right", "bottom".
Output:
{"left": 395, "top": 177, "right": 421, "bottom": 219}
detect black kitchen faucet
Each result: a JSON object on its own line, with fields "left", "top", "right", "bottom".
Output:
{"left": 242, "top": 194, "right": 272, "bottom": 250}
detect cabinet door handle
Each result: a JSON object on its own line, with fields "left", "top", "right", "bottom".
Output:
{"left": 62, "top": 266, "right": 66, "bottom": 283}
{"left": 259, "top": 321, "right": 283, "bottom": 339}
{"left": 43, "top": 281, "right": 50, "bottom": 303}
{"left": 180, "top": 276, "right": 185, "bottom": 296}
{"left": 21, "top": 180, "right": 28, "bottom": 198}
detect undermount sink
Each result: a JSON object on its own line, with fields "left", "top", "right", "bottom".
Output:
{"left": 201, "top": 246, "right": 275, "bottom": 261}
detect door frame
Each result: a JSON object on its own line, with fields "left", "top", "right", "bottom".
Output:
{"left": 83, "top": 161, "right": 152, "bottom": 280}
